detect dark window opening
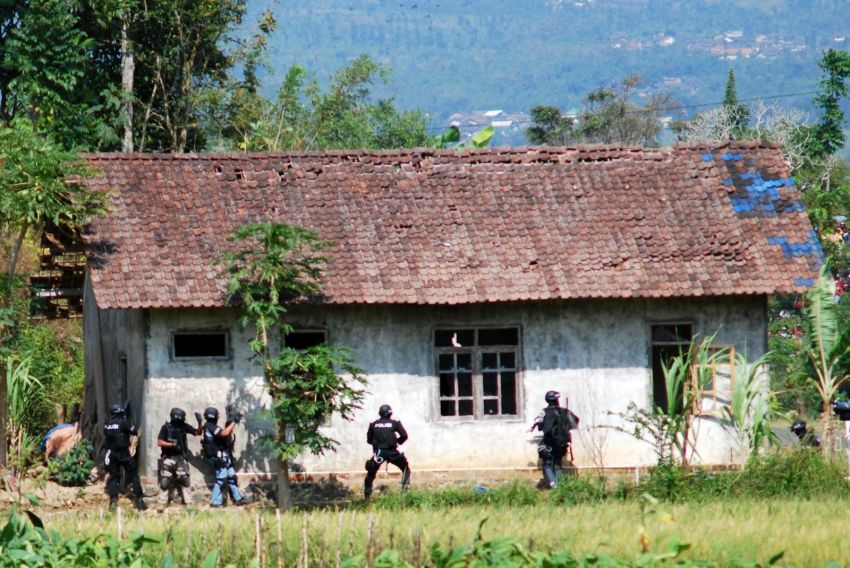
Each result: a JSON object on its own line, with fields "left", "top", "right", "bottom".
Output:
{"left": 434, "top": 327, "right": 520, "bottom": 419}
{"left": 650, "top": 323, "right": 692, "bottom": 413}
{"left": 285, "top": 330, "right": 327, "bottom": 350}
{"left": 173, "top": 332, "right": 228, "bottom": 359}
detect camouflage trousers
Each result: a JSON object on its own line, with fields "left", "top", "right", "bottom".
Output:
{"left": 157, "top": 455, "right": 192, "bottom": 506}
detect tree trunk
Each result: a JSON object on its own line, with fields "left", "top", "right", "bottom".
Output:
{"left": 121, "top": 19, "right": 135, "bottom": 153}
{"left": 277, "top": 458, "right": 292, "bottom": 510}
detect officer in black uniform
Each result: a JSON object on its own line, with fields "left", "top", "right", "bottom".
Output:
{"left": 531, "top": 390, "right": 580, "bottom": 488}
{"left": 364, "top": 404, "right": 410, "bottom": 500}
{"left": 202, "top": 407, "right": 246, "bottom": 507}
{"left": 103, "top": 403, "right": 147, "bottom": 510}
{"left": 791, "top": 419, "right": 821, "bottom": 447}
{"left": 156, "top": 407, "right": 201, "bottom": 506}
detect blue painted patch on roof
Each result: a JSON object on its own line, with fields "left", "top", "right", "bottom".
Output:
{"left": 722, "top": 153, "right": 744, "bottom": 161}
{"left": 768, "top": 230, "right": 825, "bottom": 261}
{"left": 794, "top": 278, "right": 814, "bottom": 287}
{"left": 783, "top": 200, "right": 805, "bottom": 213}
{"left": 723, "top": 178, "right": 733, "bottom": 186}
{"left": 702, "top": 153, "right": 713, "bottom": 161}
{"left": 727, "top": 166, "right": 797, "bottom": 218}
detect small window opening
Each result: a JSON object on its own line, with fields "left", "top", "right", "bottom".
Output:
{"left": 173, "top": 331, "right": 228, "bottom": 359}
{"left": 285, "top": 330, "right": 327, "bottom": 350}
{"left": 650, "top": 323, "right": 692, "bottom": 412}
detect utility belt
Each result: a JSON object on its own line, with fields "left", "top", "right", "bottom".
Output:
{"left": 209, "top": 449, "right": 233, "bottom": 469}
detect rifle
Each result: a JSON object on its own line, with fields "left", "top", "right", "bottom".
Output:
{"left": 225, "top": 404, "right": 245, "bottom": 425}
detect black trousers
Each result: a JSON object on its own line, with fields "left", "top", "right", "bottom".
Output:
{"left": 539, "top": 444, "right": 568, "bottom": 488}
{"left": 364, "top": 448, "right": 410, "bottom": 498}
{"left": 106, "top": 448, "right": 143, "bottom": 499}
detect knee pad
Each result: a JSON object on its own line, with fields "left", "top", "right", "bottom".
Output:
{"left": 159, "top": 478, "right": 171, "bottom": 491}
{"left": 365, "top": 459, "right": 379, "bottom": 474}
{"left": 179, "top": 475, "right": 191, "bottom": 488}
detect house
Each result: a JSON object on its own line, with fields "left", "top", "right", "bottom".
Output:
{"left": 81, "top": 142, "right": 820, "bottom": 483}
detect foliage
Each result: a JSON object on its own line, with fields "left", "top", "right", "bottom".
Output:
{"left": 5, "top": 356, "right": 43, "bottom": 470}
{"left": 372, "top": 481, "right": 540, "bottom": 510}
{"left": 737, "top": 448, "right": 850, "bottom": 500}
{"left": 526, "top": 74, "right": 679, "bottom": 147}
{"left": 526, "top": 105, "right": 575, "bottom": 145}
{"left": 722, "top": 69, "right": 750, "bottom": 138}
{"left": 549, "top": 475, "right": 607, "bottom": 505}
{"left": 204, "top": 55, "right": 433, "bottom": 152}
{"left": 619, "top": 336, "right": 720, "bottom": 466}
{"left": 267, "top": 345, "right": 367, "bottom": 461}
{"left": 49, "top": 439, "right": 93, "bottom": 487}
{"left": 4, "top": 321, "right": 84, "bottom": 436}
{"left": 219, "top": 222, "right": 367, "bottom": 508}
{"left": 725, "top": 352, "right": 777, "bottom": 455}
{"left": 130, "top": 0, "right": 248, "bottom": 152}
{"left": 0, "top": 121, "right": 107, "bottom": 281}
{"left": 802, "top": 265, "right": 850, "bottom": 451}
{"left": 0, "top": 511, "right": 158, "bottom": 567}
{"left": 810, "top": 48, "right": 850, "bottom": 161}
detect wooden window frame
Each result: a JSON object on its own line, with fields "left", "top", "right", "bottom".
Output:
{"left": 434, "top": 326, "right": 522, "bottom": 421}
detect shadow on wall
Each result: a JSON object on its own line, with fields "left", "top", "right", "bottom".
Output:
{"left": 225, "top": 376, "right": 277, "bottom": 474}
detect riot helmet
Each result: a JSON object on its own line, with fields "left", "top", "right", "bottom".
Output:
{"left": 170, "top": 408, "right": 186, "bottom": 424}
{"left": 204, "top": 407, "right": 219, "bottom": 422}
{"left": 544, "top": 390, "right": 560, "bottom": 405}
{"left": 378, "top": 404, "right": 393, "bottom": 419}
{"left": 110, "top": 404, "right": 126, "bottom": 417}
{"left": 790, "top": 419, "right": 807, "bottom": 436}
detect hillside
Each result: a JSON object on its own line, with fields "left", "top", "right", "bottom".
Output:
{"left": 247, "top": 0, "right": 849, "bottom": 140}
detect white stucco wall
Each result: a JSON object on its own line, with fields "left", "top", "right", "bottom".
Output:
{"left": 140, "top": 296, "right": 767, "bottom": 479}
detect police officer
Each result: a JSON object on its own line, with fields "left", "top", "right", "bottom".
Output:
{"left": 531, "top": 390, "right": 580, "bottom": 489}
{"left": 791, "top": 419, "right": 821, "bottom": 447}
{"left": 103, "top": 404, "right": 146, "bottom": 510}
{"left": 156, "top": 407, "right": 201, "bottom": 507}
{"left": 202, "top": 407, "right": 246, "bottom": 507}
{"left": 364, "top": 404, "right": 410, "bottom": 500}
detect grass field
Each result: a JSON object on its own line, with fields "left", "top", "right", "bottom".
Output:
{"left": 38, "top": 496, "right": 850, "bottom": 566}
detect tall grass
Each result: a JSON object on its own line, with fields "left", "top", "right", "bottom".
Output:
{"left": 41, "top": 497, "right": 850, "bottom": 566}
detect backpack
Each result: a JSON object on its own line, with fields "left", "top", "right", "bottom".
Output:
{"left": 548, "top": 409, "right": 570, "bottom": 448}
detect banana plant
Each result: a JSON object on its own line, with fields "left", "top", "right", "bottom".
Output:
{"left": 804, "top": 265, "right": 850, "bottom": 452}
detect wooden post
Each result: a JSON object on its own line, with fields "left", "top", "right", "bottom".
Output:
{"left": 117, "top": 506, "right": 124, "bottom": 540}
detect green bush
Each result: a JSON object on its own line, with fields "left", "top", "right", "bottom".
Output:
{"left": 50, "top": 439, "right": 94, "bottom": 487}
{"left": 736, "top": 448, "right": 850, "bottom": 499}
{"left": 0, "top": 511, "right": 157, "bottom": 567}
{"left": 372, "top": 481, "right": 539, "bottom": 510}
{"left": 550, "top": 475, "right": 606, "bottom": 506}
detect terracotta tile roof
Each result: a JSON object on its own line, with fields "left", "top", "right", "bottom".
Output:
{"left": 82, "top": 142, "right": 821, "bottom": 309}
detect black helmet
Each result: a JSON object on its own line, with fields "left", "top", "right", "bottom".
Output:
{"left": 204, "top": 407, "right": 219, "bottom": 422}
{"left": 545, "top": 390, "right": 560, "bottom": 404}
{"left": 790, "top": 419, "right": 807, "bottom": 435}
{"left": 170, "top": 408, "right": 186, "bottom": 423}
{"left": 378, "top": 404, "right": 392, "bottom": 419}
{"left": 110, "top": 404, "right": 125, "bottom": 417}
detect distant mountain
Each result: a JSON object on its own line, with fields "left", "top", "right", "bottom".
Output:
{"left": 247, "top": 0, "right": 849, "bottom": 141}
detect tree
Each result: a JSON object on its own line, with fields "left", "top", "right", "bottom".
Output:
{"left": 203, "top": 55, "right": 432, "bottom": 152}
{"left": 131, "top": 0, "right": 248, "bottom": 152}
{"left": 526, "top": 75, "right": 679, "bottom": 147}
{"left": 811, "top": 49, "right": 850, "bottom": 161}
{"left": 526, "top": 105, "right": 575, "bottom": 146}
{"left": 218, "top": 223, "right": 367, "bottom": 509}
{"left": 722, "top": 69, "right": 750, "bottom": 138}
{"left": 0, "top": 121, "right": 107, "bottom": 466}
{"left": 0, "top": 0, "right": 117, "bottom": 150}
